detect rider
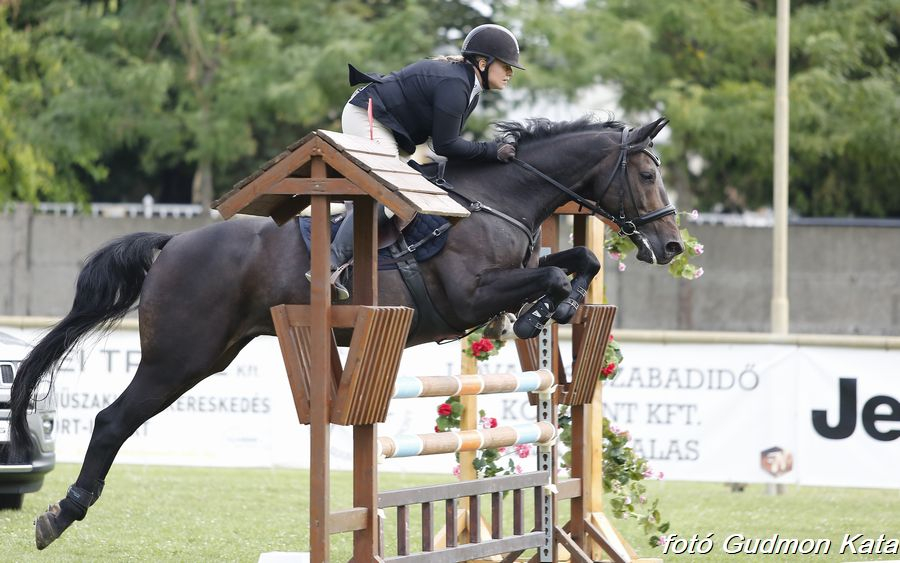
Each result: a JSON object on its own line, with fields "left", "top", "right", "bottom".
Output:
{"left": 313, "top": 23, "right": 523, "bottom": 299}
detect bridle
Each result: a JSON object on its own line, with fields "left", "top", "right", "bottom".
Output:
{"left": 511, "top": 127, "right": 677, "bottom": 237}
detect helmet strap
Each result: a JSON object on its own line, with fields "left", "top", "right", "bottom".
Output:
{"left": 478, "top": 56, "right": 495, "bottom": 90}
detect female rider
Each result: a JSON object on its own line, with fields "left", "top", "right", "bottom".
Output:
{"left": 318, "top": 24, "right": 523, "bottom": 299}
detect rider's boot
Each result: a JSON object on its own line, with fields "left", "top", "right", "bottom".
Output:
{"left": 305, "top": 212, "right": 353, "bottom": 301}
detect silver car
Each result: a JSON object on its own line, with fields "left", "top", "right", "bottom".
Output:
{"left": 0, "top": 331, "right": 56, "bottom": 510}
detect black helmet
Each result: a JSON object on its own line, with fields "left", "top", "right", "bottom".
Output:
{"left": 461, "top": 24, "right": 525, "bottom": 70}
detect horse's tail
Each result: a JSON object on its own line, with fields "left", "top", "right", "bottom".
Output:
{"left": 7, "top": 232, "right": 173, "bottom": 462}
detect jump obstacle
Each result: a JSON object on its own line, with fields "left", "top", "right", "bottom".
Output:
{"left": 215, "top": 130, "right": 655, "bottom": 562}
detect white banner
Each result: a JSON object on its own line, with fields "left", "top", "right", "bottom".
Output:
{"left": 2, "top": 326, "right": 898, "bottom": 487}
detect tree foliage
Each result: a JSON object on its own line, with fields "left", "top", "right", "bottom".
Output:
{"left": 511, "top": 0, "right": 900, "bottom": 217}
{"left": 0, "top": 0, "right": 486, "bottom": 205}
{"left": 2, "top": 1, "right": 898, "bottom": 216}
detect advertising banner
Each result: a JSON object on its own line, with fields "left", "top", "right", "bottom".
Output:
{"left": 2, "top": 325, "right": 897, "bottom": 487}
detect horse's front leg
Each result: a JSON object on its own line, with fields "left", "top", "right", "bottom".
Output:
{"left": 458, "top": 266, "right": 573, "bottom": 337}
{"left": 539, "top": 246, "right": 602, "bottom": 324}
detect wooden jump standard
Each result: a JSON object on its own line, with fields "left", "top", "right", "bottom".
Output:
{"left": 214, "top": 131, "right": 645, "bottom": 561}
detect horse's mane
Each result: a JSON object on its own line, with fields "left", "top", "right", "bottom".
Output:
{"left": 493, "top": 114, "right": 627, "bottom": 145}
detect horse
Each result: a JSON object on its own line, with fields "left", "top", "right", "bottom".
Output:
{"left": 8, "top": 115, "right": 683, "bottom": 549}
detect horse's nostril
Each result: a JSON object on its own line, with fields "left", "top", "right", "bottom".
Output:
{"left": 666, "top": 241, "right": 684, "bottom": 257}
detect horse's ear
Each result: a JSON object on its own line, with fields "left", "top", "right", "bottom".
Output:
{"left": 628, "top": 117, "right": 669, "bottom": 145}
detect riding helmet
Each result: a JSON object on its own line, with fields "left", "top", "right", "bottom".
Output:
{"left": 461, "top": 24, "right": 525, "bottom": 70}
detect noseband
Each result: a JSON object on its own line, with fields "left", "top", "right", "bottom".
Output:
{"left": 511, "top": 127, "right": 677, "bottom": 236}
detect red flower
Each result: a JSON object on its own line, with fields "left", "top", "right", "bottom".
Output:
{"left": 471, "top": 338, "right": 494, "bottom": 356}
{"left": 437, "top": 403, "right": 453, "bottom": 416}
{"left": 434, "top": 425, "right": 441, "bottom": 433}
{"left": 601, "top": 362, "right": 617, "bottom": 376}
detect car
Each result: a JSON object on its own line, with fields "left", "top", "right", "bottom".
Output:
{"left": 0, "top": 331, "right": 56, "bottom": 510}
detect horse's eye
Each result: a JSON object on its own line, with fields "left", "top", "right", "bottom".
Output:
{"left": 640, "top": 171, "right": 655, "bottom": 181}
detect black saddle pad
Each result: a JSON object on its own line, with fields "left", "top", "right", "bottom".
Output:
{"left": 297, "top": 213, "right": 450, "bottom": 270}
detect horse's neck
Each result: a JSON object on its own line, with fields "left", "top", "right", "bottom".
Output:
{"left": 474, "top": 133, "right": 604, "bottom": 231}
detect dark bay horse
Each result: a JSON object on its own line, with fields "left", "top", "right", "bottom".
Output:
{"left": 9, "top": 116, "right": 682, "bottom": 549}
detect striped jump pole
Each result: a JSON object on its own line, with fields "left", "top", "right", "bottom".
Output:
{"left": 391, "top": 369, "right": 554, "bottom": 399}
{"left": 378, "top": 421, "right": 556, "bottom": 459}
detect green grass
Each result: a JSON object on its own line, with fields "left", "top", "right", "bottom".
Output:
{"left": 1, "top": 464, "right": 898, "bottom": 562}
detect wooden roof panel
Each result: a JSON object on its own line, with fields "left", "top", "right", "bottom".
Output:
{"left": 214, "top": 129, "right": 469, "bottom": 221}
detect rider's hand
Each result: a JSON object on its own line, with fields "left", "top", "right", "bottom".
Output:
{"left": 497, "top": 143, "right": 516, "bottom": 162}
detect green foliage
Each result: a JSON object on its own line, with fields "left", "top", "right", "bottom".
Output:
{"left": 511, "top": 0, "right": 900, "bottom": 217}
{"left": 4, "top": 1, "right": 896, "bottom": 216}
{"left": 0, "top": 0, "right": 486, "bottom": 204}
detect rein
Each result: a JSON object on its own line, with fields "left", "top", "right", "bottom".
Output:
{"left": 510, "top": 128, "right": 676, "bottom": 236}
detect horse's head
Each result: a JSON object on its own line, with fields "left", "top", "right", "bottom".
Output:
{"left": 591, "top": 117, "right": 684, "bottom": 265}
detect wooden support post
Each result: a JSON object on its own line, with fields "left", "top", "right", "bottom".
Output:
{"left": 308, "top": 185, "right": 332, "bottom": 560}
{"left": 353, "top": 196, "right": 380, "bottom": 561}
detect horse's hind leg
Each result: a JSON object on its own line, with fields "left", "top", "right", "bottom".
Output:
{"left": 33, "top": 345, "right": 238, "bottom": 549}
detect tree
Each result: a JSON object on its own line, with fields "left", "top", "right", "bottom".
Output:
{"left": 509, "top": 0, "right": 900, "bottom": 217}
{"left": 1, "top": 0, "right": 488, "bottom": 205}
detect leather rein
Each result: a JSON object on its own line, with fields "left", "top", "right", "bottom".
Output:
{"left": 511, "top": 127, "right": 677, "bottom": 236}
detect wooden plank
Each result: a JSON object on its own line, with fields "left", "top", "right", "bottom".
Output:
{"left": 385, "top": 533, "right": 545, "bottom": 563}
{"left": 313, "top": 141, "right": 420, "bottom": 223}
{"left": 270, "top": 305, "right": 311, "bottom": 424}
{"left": 585, "top": 522, "right": 630, "bottom": 563}
{"left": 422, "top": 503, "right": 434, "bottom": 552}
{"left": 379, "top": 472, "right": 549, "bottom": 508}
{"left": 343, "top": 151, "right": 420, "bottom": 175}
{"left": 374, "top": 171, "right": 450, "bottom": 194}
{"left": 329, "top": 507, "right": 368, "bottom": 534}
{"left": 317, "top": 129, "right": 398, "bottom": 156}
{"left": 214, "top": 137, "right": 318, "bottom": 219}
{"left": 397, "top": 505, "right": 410, "bottom": 556}
{"left": 555, "top": 478, "right": 582, "bottom": 501}
{"left": 270, "top": 177, "right": 363, "bottom": 196}
{"left": 554, "top": 525, "right": 592, "bottom": 563}
{"left": 397, "top": 190, "right": 469, "bottom": 217}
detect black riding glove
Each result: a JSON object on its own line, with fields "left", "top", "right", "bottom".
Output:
{"left": 497, "top": 143, "right": 516, "bottom": 162}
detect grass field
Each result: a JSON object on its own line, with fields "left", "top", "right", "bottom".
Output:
{"left": 2, "top": 463, "right": 898, "bottom": 562}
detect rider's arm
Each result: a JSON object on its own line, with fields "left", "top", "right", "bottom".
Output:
{"left": 431, "top": 79, "right": 499, "bottom": 161}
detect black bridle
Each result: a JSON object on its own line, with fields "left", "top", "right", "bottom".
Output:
{"left": 511, "top": 127, "right": 677, "bottom": 236}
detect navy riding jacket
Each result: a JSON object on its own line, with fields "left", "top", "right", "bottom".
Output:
{"left": 348, "top": 60, "right": 499, "bottom": 161}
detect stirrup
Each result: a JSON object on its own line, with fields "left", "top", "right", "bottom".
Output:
{"left": 304, "top": 265, "right": 351, "bottom": 301}
{"left": 330, "top": 262, "right": 351, "bottom": 301}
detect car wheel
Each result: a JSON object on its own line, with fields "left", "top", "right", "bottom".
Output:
{"left": 0, "top": 493, "right": 25, "bottom": 510}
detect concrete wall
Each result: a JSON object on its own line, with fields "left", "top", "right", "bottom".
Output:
{"left": 605, "top": 223, "right": 900, "bottom": 335}
{"left": 1, "top": 204, "right": 215, "bottom": 317}
{"left": 2, "top": 205, "right": 899, "bottom": 335}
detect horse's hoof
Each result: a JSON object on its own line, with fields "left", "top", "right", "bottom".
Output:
{"left": 513, "top": 316, "right": 543, "bottom": 339}
{"left": 34, "top": 503, "right": 63, "bottom": 550}
{"left": 551, "top": 297, "right": 580, "bottom": 324}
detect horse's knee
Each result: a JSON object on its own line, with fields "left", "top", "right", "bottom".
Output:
{"left": 546, "top": 267, "right": 572, "bottom": 300}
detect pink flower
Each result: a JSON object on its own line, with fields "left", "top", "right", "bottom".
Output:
{"left": 515, "top": 464, "right": 523, "bottom": 474}
{"left": 515, "top": 444, "right": 531, "bottom": 459}
{"left": 609, "top": 251, "right": 621, "bottom": 260}
{"left": 452, "top": 465, "right": 461, "bottom": 477}
{"left": 498, "top": 447, "right": 506, "bottom": 454}
{"left": 658, "top": 535, "right": 668, "bottom": 547}
{"left": 693, "top": 267, "right": 704, "bottom": 279}
{"left": 617, "top": 262, "right": 627, "bottom": 272}
{"left": 481, "top": 416, "right": 498, "bottom": 429}
{"left": 657, "top": 471, "right": 665, "bottom": 480}
{"left": 690, "top": 209, "right": 699, "bottom": 220}
{"left": 642, "top": 467, "right": 655, "bottom": 479}
{"left": 692, "top": 243, "right": 704, "bottom": 255}
{"left": 639, "top": 495, "right": 647, "bottom": 504}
